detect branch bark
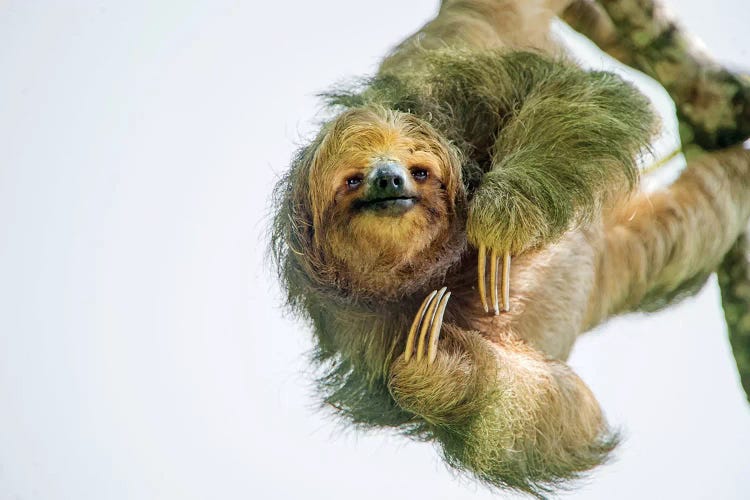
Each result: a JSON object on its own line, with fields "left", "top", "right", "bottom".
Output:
{"left": 717, "top": 235, "right": 750, "bottom": 402}
{"left": 563, "top": 0, "right": 750, "bottom": 401}
{"left": 563, "top": 0, "right": 750, "bottom": 151}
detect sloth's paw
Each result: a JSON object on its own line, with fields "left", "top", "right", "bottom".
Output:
{"left": 403, "top": 287, "right": 451, "bottom": 365}
{"left": 466, "top": 179, "right": 538, "bottom": 316}
{"left": 391, "top": 315, "right": 495, "bottom": 424}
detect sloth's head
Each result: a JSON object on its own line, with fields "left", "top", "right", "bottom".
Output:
{"left": 281, "top": 105, "right": 466, "bottom": 299}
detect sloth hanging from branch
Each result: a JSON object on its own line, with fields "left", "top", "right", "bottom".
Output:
{"left": 270, "top": 0, "right": 750, "bottom": 496}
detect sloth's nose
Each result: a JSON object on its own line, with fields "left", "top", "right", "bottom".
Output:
{"left": 369, "top": 163, "right": 406, "bottom": 197}
{"left": 377, "top": 173, "right": 403, "bottom": 190}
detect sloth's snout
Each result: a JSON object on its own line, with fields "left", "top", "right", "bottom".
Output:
{"left": 353, "top": 162, "right": 417, "bottom": 215}
{"left": 369, "top": 163, "right": 407, "bottom": 198}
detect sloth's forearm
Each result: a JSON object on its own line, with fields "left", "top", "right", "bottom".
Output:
{"left": 467, "top": 65, "right": 653, "bottom": 254}
{"left": 589, "top": 146, "right": 750, "bottom": 322}
{"left": 389, "top": 324, "right": 613, "bottom": 492}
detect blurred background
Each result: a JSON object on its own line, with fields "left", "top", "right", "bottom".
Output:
{"left": 1, "top": 1, "right": 748, "bottom": 499}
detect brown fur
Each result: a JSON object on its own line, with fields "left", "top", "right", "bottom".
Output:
{"left": 309, "top": 106, "right": 466, "bottom": 299}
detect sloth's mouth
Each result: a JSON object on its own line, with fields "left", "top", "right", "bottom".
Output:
{"left": 354, "top": 196, "right": 418, "bottom": 215}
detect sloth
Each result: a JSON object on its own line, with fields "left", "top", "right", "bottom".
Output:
{"left": 271, "top": 0, "right": 750, "bottom": 496}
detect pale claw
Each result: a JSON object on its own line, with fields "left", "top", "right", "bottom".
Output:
{"left": 477, "top": 245, "right": 511, "bottom": 315}
{"left": 490, "top": 248, "right": 499, "bottom": 315}
{"left": 427, "top": 291, "right": 450, "bottom": 364}
{"left": 403, "top": 287, "right": 451, "bottom": 365}
{"left": 404, "top": 290, "right": 437, "bottom": 362}
{"left": 478, "top": 245, "right": 488, "bottom": 313}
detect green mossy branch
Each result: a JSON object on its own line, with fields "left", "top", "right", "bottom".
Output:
{"left": 717, "top": 234, "right": 750, "bottom": 403}
{"left": 564, "top": 0, "right": 750, "bottom": 150}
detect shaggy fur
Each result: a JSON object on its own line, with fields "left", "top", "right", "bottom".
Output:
{"left": 270, "top": 0, "right": 750, "bottom": 496}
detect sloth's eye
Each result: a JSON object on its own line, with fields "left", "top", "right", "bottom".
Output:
{"left": 411, "top": 168, "right": 429, "bottom": 181}
{"left": 346, "top": 176, "right": 363, "bottom": 189}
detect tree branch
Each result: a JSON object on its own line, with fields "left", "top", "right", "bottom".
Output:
{"left": 563, "top": 0, "right": 750, "bottom": 151}
{"left": 564, "top": 0, "right": 750, "bottom": 401}
{"left": 717, "top": 234, "right": 750, "bottom": 403}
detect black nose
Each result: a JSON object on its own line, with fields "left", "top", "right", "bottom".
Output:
{"left": 369, "top": 164, "right": 405, "bottom": 198}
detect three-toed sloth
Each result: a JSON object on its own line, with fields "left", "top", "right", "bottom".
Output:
{"left": 271, "top": 0, "right": 750, "bottom": 496}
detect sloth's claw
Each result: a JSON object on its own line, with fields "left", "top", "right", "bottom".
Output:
{"left": 478, "top": 245, "right": 489, "bottom": 313}
{"left": 416, "top": 287, "right": 447, "bottom": 362}
{"left": 404, "top": 287, "right": 450, "bottom": 365}
{"left": 427, "top": 290, "right": 450, "bottom": 364}
{"left": 404, "top": 290, "right": 437, "bottom": 362}
{"left": 490, "top": 248, "right": 499, "bottom": 315}
{"left": 478, "top": 245, "right": 511, "bottom": 315}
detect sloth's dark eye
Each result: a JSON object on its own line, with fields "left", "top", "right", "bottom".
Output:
{"left": 346, "top": 176, "right": 363, "bottom": 189}
{"left": 411, "top": 168, "right": 429, "bottom": 181}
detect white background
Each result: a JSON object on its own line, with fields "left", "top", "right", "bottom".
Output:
{"left": 1, "top": 1, "right": 749, "bottom": 499}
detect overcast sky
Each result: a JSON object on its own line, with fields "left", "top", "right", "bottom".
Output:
{"left": 1, "top": 1, "right": 749, "bottom": 499}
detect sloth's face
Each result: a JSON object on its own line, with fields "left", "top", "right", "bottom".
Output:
{"left": 308, "top": 106, "right": 462, "bottom": 271}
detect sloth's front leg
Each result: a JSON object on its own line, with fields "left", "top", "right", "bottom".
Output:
{"left": 463, "top": 61, "right": 657, "bottom": 314}
{"left": 389, "top": 288, "right": 615, "bottom": 488}
{"left": 390, "top": 287, "right": 496, "bottom": 425}
{"left": 466, "top": 175, "right": 537, "bottom": 315}
{"left": 467, "top": 207, "right": 513, "bottom": 315}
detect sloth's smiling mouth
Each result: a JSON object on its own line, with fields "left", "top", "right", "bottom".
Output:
{"left": 353, "top": 196, "right": 418, "bottom": 214}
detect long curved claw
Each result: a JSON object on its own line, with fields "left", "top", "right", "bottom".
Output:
{"left": 427, "top": 291, "right": 450, "bottom": 365}
{"left": 490, "top": 248, "right": 499, "bottom": 316}
{"left": 477, "top": 244, "right": 488, "bottom": 313}
{"left": 417, "top": 287, "right": 447, "bottom": 362}
{"left": 404, "top": 290, "right": 437, "bottom": 362}
{"left": 404, "top": 287, "right": 451, "bottom": 364}
{"left": 501, "top": 251, "right": 511, "bottom": 312}
{"left": 477, "top": 244, "right": 512, "bottom": 315}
